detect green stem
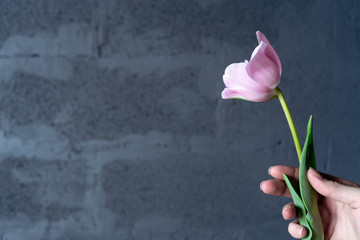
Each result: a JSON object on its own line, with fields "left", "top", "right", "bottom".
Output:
{"left": 276, "top": 87, "right": 302, "bottom": 162}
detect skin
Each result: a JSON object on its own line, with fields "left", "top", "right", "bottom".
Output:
{"left": 260, "top": 165, "right": 360, "bottom": 239}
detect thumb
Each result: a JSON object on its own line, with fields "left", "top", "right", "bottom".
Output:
{"left": 307, "top": 168, "right": 360, "bottom": 208}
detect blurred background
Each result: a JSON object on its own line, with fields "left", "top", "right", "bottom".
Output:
{"left": 0, "top": 0, "right": 359, "bottom": 239}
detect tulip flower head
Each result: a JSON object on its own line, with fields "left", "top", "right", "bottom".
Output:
{"left": 222, "top": 31, "right": 282, "bottom": 102}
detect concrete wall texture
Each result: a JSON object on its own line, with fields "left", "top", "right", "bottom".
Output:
{"left": 0, "top": 0, "right": 359, "bottom": 239}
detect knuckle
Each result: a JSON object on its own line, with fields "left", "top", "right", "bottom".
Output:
{"left": 325, "top": 179, "right": 341, "bottom": 192}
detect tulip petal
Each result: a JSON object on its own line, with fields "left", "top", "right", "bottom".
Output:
{"left": 220, "top": 31, "right": 281, "bottom": 103}
{"left": 246, "top": 41, "right": 281, "bottom": 89}
{"left": 222, "top": 87, "right": 276, "bottom": 102}
{"left": 256, "top": 31, "right": 282, "bottom": 74}
{"left": 223, "top": 62, "right": 271, "bottom": 92}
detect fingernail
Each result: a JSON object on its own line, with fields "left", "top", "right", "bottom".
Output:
{"left": 299, "top": 227, "right": 305, "bottom": 237}
{"left": 260, "top": 181, "right": 265, "bottom": 190}
{"left": 268, "top": 166, "right": 273, "bottom": 175}
{"left": 282, "top": 205, "right": 290, "bottom": 215}
{"left": 309, "top": 167, "right": 321, "bottom": 179}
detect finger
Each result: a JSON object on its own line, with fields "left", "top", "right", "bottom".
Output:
{"left": 260, "top": 179, "right": 292, "bottom": 198}
{"left": 268, "top": 165, "right": 299, "bottom": 181}
{"left": 269, "top": 165, "right": 359, "bottom": 187}
{"left": 308, "top": 168, "right": 360, "bottom": 208}
{"left": 288, "top": 221, "right": 307, "bottom": 239}
{"left": 282, "top": 203, "right": 297, "bottom": 220}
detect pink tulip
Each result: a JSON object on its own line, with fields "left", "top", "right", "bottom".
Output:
{"left": 222, "top": 31, "right": 282, "bottom": 102}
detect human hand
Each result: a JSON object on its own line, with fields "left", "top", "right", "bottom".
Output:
{"left": 260, "top": 165, "right": 360, "bottom": 239}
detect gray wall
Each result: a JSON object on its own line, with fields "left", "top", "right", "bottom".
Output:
{"left": 0, "top": 0, "right": 359, "bottom": 239}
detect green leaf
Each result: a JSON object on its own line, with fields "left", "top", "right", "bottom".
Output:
{"left": 299, "top": 116, "right": 324, "bottom": 240}
{"left": 283, "top": 174, "right": 313, "bottom": 240}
